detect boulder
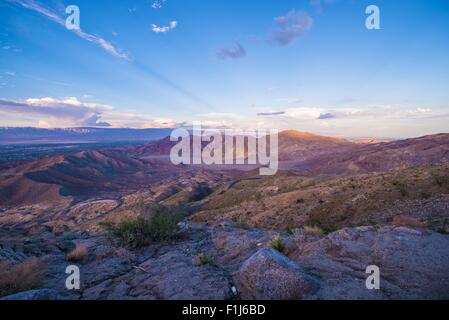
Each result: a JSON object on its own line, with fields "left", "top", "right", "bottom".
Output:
{"left": 238, "top": 248, "right": 319, "bottom": 300}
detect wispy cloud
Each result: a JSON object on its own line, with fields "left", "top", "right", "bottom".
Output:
{"left": 317, "top": 112, "right": 336, "bottom": 119}
{"left": 257, "top": 106, "right": 436, "bottom": 121}
{"left": 257, "top": 111, "right": 286, "bottom": 116}
{"left": 314, "top": 107, "right": 434, "bottom": 120}
{"left": 151, "top": 21, "right": 178, "bottom": 33}
{"left": 310, "top": 0, "right": 336, "bottom": 13}
{"left": 1, "top": 45, "right": 20, "bottom": 52}
{"left": 9, "top": 0, "right": 129, "bottom": 60}
{"left": 0, "top": 97, "right": 178, "bottom": 128}
{"left": 152, "top": 0, "right": 166, "bottom": 9}
{"left": 277, "top": 98, "right": 303, "bottom": 105}
{"left": 270, "top": 10, "right": 313, "bottom": 46}
{"left": 216, "top": 43, "right": 246, "bottom": 60}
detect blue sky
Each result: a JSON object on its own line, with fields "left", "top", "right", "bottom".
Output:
{"left": 0, "top": 0, "right": 449, "bottom": 138}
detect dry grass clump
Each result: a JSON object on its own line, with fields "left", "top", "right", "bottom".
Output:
{"left": 303, "top": 225, "right": 324, "bottom": 236}
{"left": 0, "top": 258, "right": 47, "bottom": 297}
{"left": 392, "top": 215, "right": 427, "bottom": 228}
{"left": 66, "top": 246, "right": 89, "bottom": 262}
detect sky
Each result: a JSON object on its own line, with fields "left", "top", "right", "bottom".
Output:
{"left": 0, "top": 0, "right": 449, "bottom": 138}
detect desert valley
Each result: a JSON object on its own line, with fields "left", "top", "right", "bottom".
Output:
{"left": 1, "top": 128, "right": 448, "bottom": 300}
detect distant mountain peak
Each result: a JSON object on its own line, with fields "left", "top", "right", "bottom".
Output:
{"left": 279, "top": 130, "right": 349, "bottom": 143}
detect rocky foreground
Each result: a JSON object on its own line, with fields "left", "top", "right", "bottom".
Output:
{"left": 1, "top": 222, "right": 448, "bottom": 300}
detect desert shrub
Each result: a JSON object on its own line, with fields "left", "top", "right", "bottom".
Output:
{"left": 67, "top": 246, "right": 89, "bottom": 262}
{"left": 189, "top": 183, "right": 213, "bottom": 202}
{"left": 101, "top": 207, "right": 183, "bottom": 248}
{"left": 100, "top": 216, "right": 152, "bottom": 249}
{"left": 433, "top": 174, "right": 449, "bottom": 189}
{"left": 149, "top": 208, "right": 183, "bottom": 242}
{"left": 399, "top": 186, "right": 409, "bottom": 197}
{"left": 439, "top": 219, "right": 449, "bottom": 234}
{"left": 63, "top": 233, "right": 78, "bottom": 241}
{"left": 392, "top": 180, "right": 409, "bottom": 197}
{"left": 420, "top": 191, "right": 432, "bottom": 199}
{"left": 60, "top": 239, "right": 76, "bottom": 252}
{"left": 0, "top": 258, "right": 46, "bottom": 297}
{"left": 269, "top": 236, "right": 285, "bottom": 253}
{"left": 199, "top": 254, "right": 214, "bottom": 265}
{"left": 237, "top": 221, "right": 251, "bottom": 230}
{"left": 305, "top": 215, "right": 339, "bottom": 235}
{"left": 303, "top": 225, "right": 324, "bottom": 236}
{"left": 192, "top": 253, "right": 214, "bottom": 266}
{"left": 296, "top": 198, "right": 305, "bottom": 204}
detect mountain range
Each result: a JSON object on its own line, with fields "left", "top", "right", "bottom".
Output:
{"left": 1, "top": 129, "right": 449, "bottom": 300}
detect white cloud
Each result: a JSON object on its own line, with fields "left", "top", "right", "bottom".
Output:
{"left": 151, "top": 21, "right": 178, "bottom": 33}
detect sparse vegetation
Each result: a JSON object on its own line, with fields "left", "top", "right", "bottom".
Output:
{"left": 67, "top": 246, "right": 89, "bottom": 262}
{"left": 0, "top": 258, "right": 47, "bottom": 297}
{"left": 392, "top": 180, "right": 409, "bottom": 197}
{"left": 100, "top": 206, "right": 183, "bottom": 248}
{"left": 269, "top": 236, "right": 285, "bottom": 253}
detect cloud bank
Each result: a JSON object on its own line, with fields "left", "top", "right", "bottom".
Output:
{"left": 0, "top": 97, "right": 175, "bottom": 128}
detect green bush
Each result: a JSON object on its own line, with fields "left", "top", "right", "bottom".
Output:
{"left": 149, "top": 209, "right": 183, "bottom": 242}
{"left": 63, "top": 233, "right": 78, "bottom": 241}
{"left": 100, "top": 207, "right": 183, "bottom": 249}
{"left": 100, "top": 216, "right": 152, "bottom": 249}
